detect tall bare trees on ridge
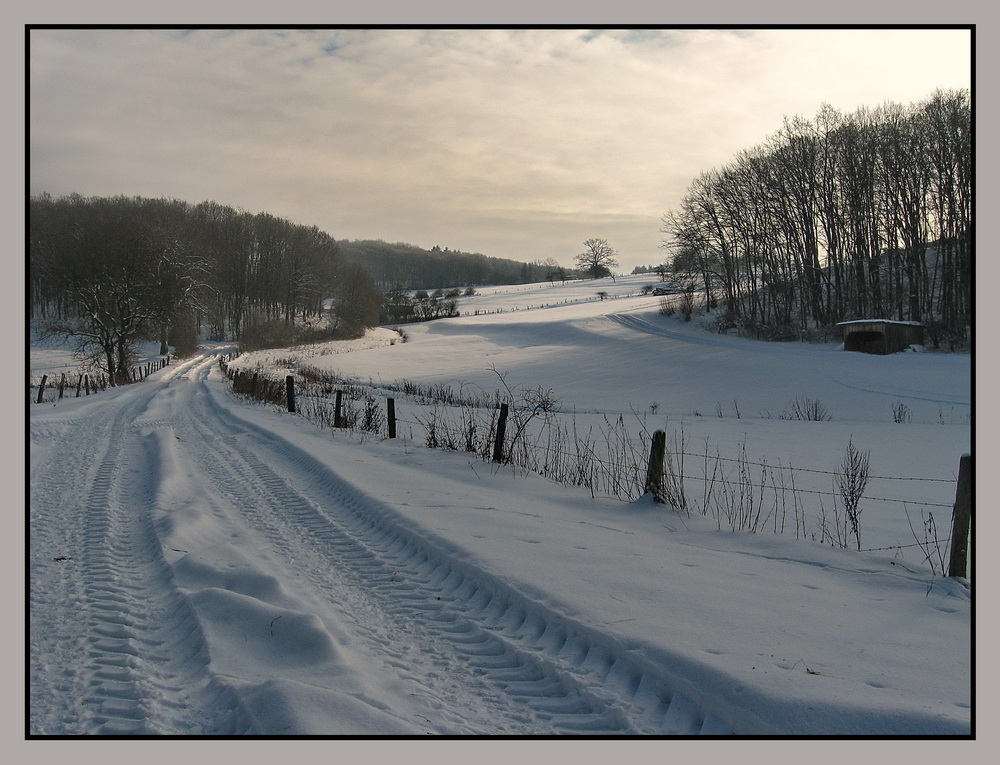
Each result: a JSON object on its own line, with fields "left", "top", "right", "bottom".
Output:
{"left": 661, "top": 89, "right": 971, "bottom": 348}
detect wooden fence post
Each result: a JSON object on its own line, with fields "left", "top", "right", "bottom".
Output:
{"left": 645, "top": 430, "right": 667, "bottom": 501}
{"left": 36, "top": 375, "right": 47, "bottom": 404}
{"left": 948, "top": 454, "right": 973, "bottom": 579}
{"left": 493, "top": 402, "right": 509, "bottom": 463}
{"left": 387, "top": 398, "right": 396, "bottom": 438}
{"left": 334, "top": 390, "right": 344, "bottom": 428}
{"left": 84, "top": 374, "right": 91, "bottom": 395}
{"left": 58, "top": 373, "right": 66, "bottom": 400}
{"left": 76, "top": 375, "right": 83, "bottom": 397}
{"left": 286, "top": 375, "right": 296, "bottom": 413}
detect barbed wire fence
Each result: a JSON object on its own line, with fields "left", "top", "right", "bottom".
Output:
{"left": 29, "top": 357, "right": 173, "bottom": 404}
{"left": 219, "top": 357, "right": 971, "bottom": 579}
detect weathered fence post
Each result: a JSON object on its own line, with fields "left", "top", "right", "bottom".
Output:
{"left": 645, "top": 429, "right": 667, "bottom": 501}
{"left": 58, "top": 373, "right": 66, "bottom": 400}
{"left": 387, "top": 398, "right": 396, "bottom": 438}
{"left": 36, "top": 375, "right": 47, "bottom": 404}
{"left": 334, "top": 390, "right": 344, "bottom": 428}
{"left": 76, "top": 374, "right": 83, "bottom": 397}
{"left": 286, "top": 375, "right": 296, "bottom": 413}
{"left": 948, "top": 454, "right": 973, "bottom": 579}
{"left": 84, "top": 374, "right": 91, "bottom": 395}
{"left": 493, "top": 402, "right": 509, "bottom": 463}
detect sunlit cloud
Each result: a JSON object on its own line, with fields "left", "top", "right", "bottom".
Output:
{"left": 29, "top": 27, "right": 971, "bottom": 269}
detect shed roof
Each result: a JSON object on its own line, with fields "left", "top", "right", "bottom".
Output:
{"left": 836, "top": 319, "right": 924, "bottom": 327}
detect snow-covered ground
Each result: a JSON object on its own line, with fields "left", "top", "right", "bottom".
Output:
{"left": 28, "top": 274, "right": 972, "bottom": 738}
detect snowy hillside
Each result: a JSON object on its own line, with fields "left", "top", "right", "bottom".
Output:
{"left": 29, "top": 274, "right": 972, "bottom": 736}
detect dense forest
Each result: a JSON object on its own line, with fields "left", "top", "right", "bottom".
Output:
{"left": 29, "top": 194, "right": 383, "bottom": 382}
{"left": 338, "top": 239, "right": 552, "bottom": 290}
{"left": 661, "top": 89, "right": 971, "bottom": 349}
{"left": 28, "top": 194, "right": 566, "bottom": 384}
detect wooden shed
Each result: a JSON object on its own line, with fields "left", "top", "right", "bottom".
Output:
{"left": 837, "top": 319, "right": 925, "bottom": 355}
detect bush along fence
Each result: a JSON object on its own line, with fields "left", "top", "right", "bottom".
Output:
{"left": 220, "top": 361, "right": 972, "bottom": 580}
{"left": 29, "top": 357, "right": 172, "bottom": 404}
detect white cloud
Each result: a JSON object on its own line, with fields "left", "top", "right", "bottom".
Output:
{"left": 29, "top": 28, "right": 971, "bottom": 269}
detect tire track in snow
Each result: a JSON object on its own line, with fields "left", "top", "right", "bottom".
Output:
{"left": 30, "top": 354, "right": 254, "bottom": 735}
{"left": 181, "top": 381, "right": 584, "bottom": 733}
{"left": 175, "top": 362, "right": 730, "bottom": 735}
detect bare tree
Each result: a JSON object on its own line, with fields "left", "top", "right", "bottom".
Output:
{"left": 37, "top": 217, "right": 179, "bottom": 384}
{"left": 575, "top": 238, "right": 619, "bottom": 280}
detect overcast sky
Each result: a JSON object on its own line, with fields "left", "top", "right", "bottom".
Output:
{"left": 29, "top": 27, "right": 971, "bottom": 272}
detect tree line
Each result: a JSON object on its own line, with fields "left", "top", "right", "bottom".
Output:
{"left": 661, "top": 89, "right": 971, "bottom": 348}
{"left": 338, "top": 239, "right": 553, "bottom": 290}
{"left": 30, "top": 194, "right": 382, "bottom": 383}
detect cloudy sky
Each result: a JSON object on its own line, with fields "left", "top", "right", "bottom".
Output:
{"left": 29, "top": 27, "right": 971, "bottom": 271}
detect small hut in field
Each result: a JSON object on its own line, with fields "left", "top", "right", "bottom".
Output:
{"left": 837, "top": 319, "right": 925, "bottom": 355}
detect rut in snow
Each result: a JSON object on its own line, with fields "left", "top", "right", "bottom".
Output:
{"left": 178, "top": 354, "right": 730, "bottom": 735}
{"left": 29, "top": 359, "right": 253, "bottom": 735}
{"left": 31, "top": 351, "right": 732, "bottom": 735}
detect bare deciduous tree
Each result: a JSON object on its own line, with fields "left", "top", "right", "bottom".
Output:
{"left": 575, "top": 238, "right": 619, "bottom": 280}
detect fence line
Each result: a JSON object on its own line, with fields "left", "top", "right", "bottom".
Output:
{"left": 388, "top": 415, "right": 956, "bottom": 495}
{"left": 221, "top": 363, "right": 970, "bottom": 575}
{"left": 29, "top": 356, "right": 172, "bottom": 403}
{"left": 223, "top": 365, "right": 960, "bottom": 504}
{"left": 662, "top": 451, "right": 956, "bottom": 483}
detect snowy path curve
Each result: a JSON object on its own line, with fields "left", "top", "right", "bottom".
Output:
{"left": 29, "top": 356, "right": 252, "bottom": 734}
{"left": 30, "top": 350, "right": 730, "bottom": 735}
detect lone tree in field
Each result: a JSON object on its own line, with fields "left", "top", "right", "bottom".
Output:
{"left": 575, "top": 238, "right": 619, "bottom": 280}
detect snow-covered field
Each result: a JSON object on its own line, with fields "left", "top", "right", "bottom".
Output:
{"left": 28, "top": 274, "right": 972, "bottom": 738}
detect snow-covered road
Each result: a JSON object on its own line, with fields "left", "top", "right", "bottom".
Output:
{"left": 30, "top": 350, "right": 727, "bottom": 735}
